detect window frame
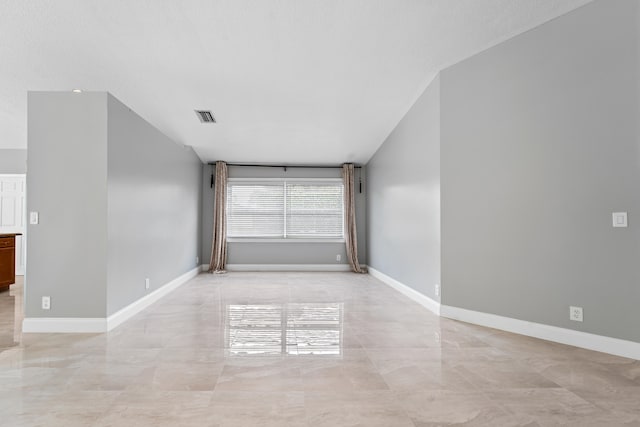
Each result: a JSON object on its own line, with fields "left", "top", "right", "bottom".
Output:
{"left": 226, "top": 177, "right": 345, "bottom": 243}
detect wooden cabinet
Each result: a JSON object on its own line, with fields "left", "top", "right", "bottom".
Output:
{"left": 0, "top": 234, "right": 20, "bottom": 292}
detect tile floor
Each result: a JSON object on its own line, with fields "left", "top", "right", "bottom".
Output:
{"left": 0, "top": 272, "right": 639, "bottom": 426}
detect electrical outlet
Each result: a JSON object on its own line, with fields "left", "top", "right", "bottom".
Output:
{"left": 196, "top": 256, "right": 199, "bottom": 265}
{"left": 435, "top": 284, "right": 440, "bottom": 296}
{"left": 570, "top": 306, "right": 583, "bottom": 322}
{"left": 336, "top": 254, "right": 341, "bottom": 262}
{"left": 145, "top": 278, "right": 150, "bottom": 290}
{"left": 42, "top": 296, "right": 50, "bottom": 310}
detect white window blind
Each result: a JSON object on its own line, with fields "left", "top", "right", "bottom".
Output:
{"left": 227, "top": 183, "right": 284, "bottom": 237}
{"left": 226, "top": 180, "right": 344, "bottom": 239}
{"left": 286, "top": 183, "right": 343, "bottom": 238}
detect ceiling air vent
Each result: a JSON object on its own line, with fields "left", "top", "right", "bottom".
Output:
{"left": 195, "top": 110, "right": 216, "bottom": 123}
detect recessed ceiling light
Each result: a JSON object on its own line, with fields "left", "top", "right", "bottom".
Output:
{"left": 72, "top": 89, "right": 82, "bottom": 93}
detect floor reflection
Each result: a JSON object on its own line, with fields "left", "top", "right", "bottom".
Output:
{"left": 225, "top": 303, "right": 343, "bottom": 356}
{"left": 0, "top": 276, "right": 23, "bottom": 353}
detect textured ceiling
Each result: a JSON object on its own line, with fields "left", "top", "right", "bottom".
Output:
{"left": 0, "top": 0, "right": 592, "bottom": 164}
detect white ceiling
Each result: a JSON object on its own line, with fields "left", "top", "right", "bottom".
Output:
{"left": 1, "top": 0, "right": 592, "bottom": 164}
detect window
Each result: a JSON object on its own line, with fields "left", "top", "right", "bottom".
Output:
{"left": 226, "top": 183, "right": 284, "bottom": 238}
{"left": 227, "top": 179, "right": 344, "bottom": 239}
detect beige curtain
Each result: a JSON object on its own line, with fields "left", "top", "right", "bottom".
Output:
{"left": 209, "top": 161, "right": 228, "bottom": 273}
{"left": 342, "top": 163, "right": 365, "bottom": 273}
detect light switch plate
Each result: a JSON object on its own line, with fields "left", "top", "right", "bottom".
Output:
{"left": 612, "top": 212, "right": 627, "bottom": 227}
{"left": 29, "top": 211, "right": 39, "bottom": 225}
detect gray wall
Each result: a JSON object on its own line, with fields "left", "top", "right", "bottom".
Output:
{"left": 26, "top": 91, "right": 202, "bottom": 319}
{"left": 106, "top": 94, "right": 202, "bottom": 315}
{"left": 441, "top": 0, "right": 640, "bottom": 342}
{"left": 366, "top": 75, "right": 441, "bottom": 300}
{"left": 202, "top": 165, "right": 366, "bottom": 267}
{"left": 26, "top": 92, "right": 109, "bottom": 317}
{"left": 0, "top": 149, "right": 27, "bottom": 174}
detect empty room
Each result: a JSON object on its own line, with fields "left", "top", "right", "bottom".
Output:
{"left": 1, "top": 0, "right": 639, "bottom": 425}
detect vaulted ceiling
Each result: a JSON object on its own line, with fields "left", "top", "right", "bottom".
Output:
{"left": 0, "top": 0, "right": 592, "bottom": 164}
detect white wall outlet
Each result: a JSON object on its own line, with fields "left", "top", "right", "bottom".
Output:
{"left": 41, "top": 296, "right": 50, "bottom": 310}
{"left": 435, "top": 284, "right": 440, "bottom": 296}
{"left": 336, "top": 254, "right": 341, "bottom": 262}
{"left": 570, "top": 306, "right": 583, "bottom": 322}
{"left": 29, "top": 211, "right": 39, "bottom": 225}
{"left": 145, "top": 278, "right": 150, "bottom": 290}
{"left": 196, "top": 256, "right": 199, "bottom": 265}
{"left": 612, "top": 212, "right": 628, "bottom": 227}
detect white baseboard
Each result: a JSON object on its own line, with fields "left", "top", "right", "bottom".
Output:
{"left": 22, "top": 266, "right": 201, "bottom": 333}
{"left": 22, "top": 317, "right": 107, "bottom": 333}
{"left": 368, "top": 267, "right": 639, "bottom": 360}
{"left": 440, "top": 305, "right": 640, "bottom": 361}
{"left": 225, "top": 264, "right": 355, "bottom": 272}
{"left": 23, "top": 264, "right": 639, "bottom": 360}
{"left": 368, "top": 266, "right": 440, "bottom": 315}
{"left": 106, "top": 265, "right": 201, "bottom": 331}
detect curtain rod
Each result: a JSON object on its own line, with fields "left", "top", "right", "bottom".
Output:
{"left": 208, "top": 162, "right": 364, "bottom": 192}
{"left": 207, "top": 162, "right": 362, "bottom": 169}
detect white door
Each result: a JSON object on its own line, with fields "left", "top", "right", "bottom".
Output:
{"left": 0, "top": 175, "right": 26, "bottom": 275}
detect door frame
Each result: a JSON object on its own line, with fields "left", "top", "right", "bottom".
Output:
{"left": 0, "top": 173, "right": 26, "bottom": 275}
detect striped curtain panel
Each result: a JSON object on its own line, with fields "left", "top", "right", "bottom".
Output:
{"left": 342, "top": 163, "right": 365, "bottom": 273}
{"left": 209, "top": 161, "right": 228, "bottom": 273}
